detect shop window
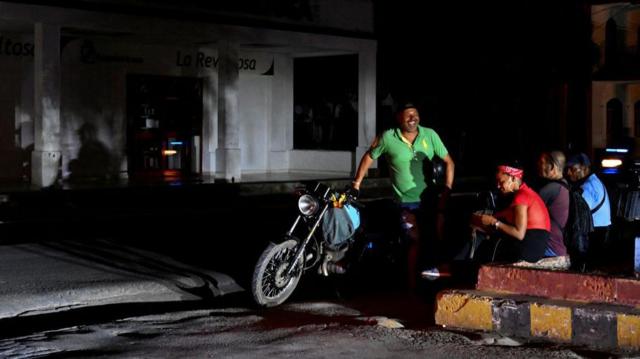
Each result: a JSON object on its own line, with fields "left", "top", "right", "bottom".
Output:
{"left": 293, "top": 55, "right": 358, "bottom": 151}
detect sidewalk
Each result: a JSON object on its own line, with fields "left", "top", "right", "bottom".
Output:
{"left": 0, "top": 171, "right": 366, "bottom": 196}
{"left": 0, "top": 172, "right": 394, "bottom": 225}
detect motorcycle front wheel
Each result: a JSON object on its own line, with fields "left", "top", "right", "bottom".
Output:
{"left": 251, "top": 239, "right": 303, "bottom": 307}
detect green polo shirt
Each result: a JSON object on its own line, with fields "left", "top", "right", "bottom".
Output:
{"left": 369, "top": 126, "right": 448, "bottom": 203}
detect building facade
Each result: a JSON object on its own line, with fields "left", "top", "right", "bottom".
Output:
{"left": 591, "top": 2, "right": 640, "bottom": 155}
{"left": 0, "top": 1, "right": 377, "bottom": 187}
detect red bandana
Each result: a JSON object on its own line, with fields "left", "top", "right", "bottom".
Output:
{"left": 498, "top": 165, "right": 523, "bottom": 179}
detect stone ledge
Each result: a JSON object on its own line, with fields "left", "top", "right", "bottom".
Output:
{"left": 435, "top": 289, "right": 640, "bottom": 352}
{"left": 476, "top": 264, "right": 640, "bottom": 308}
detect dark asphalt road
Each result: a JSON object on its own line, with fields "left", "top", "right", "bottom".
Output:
{"left": 0, "top": 182, "right": 487, "bottom": 288}
{"left": 0, "top": 183, "right": 633, "bottom": 358}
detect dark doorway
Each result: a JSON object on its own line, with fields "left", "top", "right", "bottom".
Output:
{"left": 293, "top": 55, "right": 358, "bottom": 151}
{"left": 127, "top": 75, "right": 203, "bottom": 179}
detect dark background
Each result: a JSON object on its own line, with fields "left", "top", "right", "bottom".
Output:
{"left": 374, "top": 0, "right": 593, "bottom": 178}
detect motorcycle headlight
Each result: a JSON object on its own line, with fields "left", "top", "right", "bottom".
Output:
{"left": 298, "top": 194, "right": 319, "bottom": 216}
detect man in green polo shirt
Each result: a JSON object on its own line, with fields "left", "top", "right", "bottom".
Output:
{"left": 352, "top": 102, "right": 455, "bottom": 289}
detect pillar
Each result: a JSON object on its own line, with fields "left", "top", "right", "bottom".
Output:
{"left": 356, "top": 45, "right": 377, "bottom": 171}
{"left": 215, "top": 40, "right": 241, "bottom": 182}
{"left": 31, "top": 23, "right": 61, "bottom": 188}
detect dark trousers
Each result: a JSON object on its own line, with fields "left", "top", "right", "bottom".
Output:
{"left": 588, "top": 226, "right": 611, "bottom": 270}
{"left": 570, "top": 226, "right": 610, "bottom": 272}
{"left": 455, "top": 229, "right": 548, "bottom": 264}
{"left": 417, "top": 186, "right": 447, "bottom": 269}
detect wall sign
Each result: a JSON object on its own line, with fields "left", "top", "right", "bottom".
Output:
{"left": 0, "top": 36, "right": 33, "bottom": 57}
{"left": 80, "top": 40, "right": 143, "bottom": 64}
{"left": 175, "top": 50, "right": 273, "bottom": 75}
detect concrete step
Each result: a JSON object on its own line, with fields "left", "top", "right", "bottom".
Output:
{"left": 476, "top": 264, "right": 640, "bottom": 308}
{"left": 435, "top": 289, "right": 640, "bottom": 352}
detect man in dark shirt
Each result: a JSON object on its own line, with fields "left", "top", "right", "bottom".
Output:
{"left": 535, "top": 151, "right": 569, "bottom": 257}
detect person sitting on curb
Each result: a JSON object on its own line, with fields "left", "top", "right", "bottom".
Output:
{"left": 535, "top": 150, "right": 569, "bottom": 258}
{"left": 470, "top": 161, "right": 551, "bottom": 263}
{"left": 422, "top": 161, "right": 551, "bottom": 281}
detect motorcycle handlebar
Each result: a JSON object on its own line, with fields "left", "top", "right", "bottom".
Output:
{"left": 342, "top": 186, "right": 365, "bottom": 208}
{"left": 295, "top": 182, "right": 366, "bottom": 208}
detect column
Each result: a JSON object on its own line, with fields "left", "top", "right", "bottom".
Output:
{"left": 201, "top": 75, "right": 217, "bottom": 176}
{"left": 215, "top": 40, "right": 241, "bottom": 182}
{"left": 356, "top": 46, "right": 377, "bottom": 171}
{"left": 31, "top": 23, "right": 62, "bottom": 187}
{"left": 269, "top": 54, "right": 292, "bottom": 171}
{"left": 17, "top": 43, "right": 34, "bottom": 150}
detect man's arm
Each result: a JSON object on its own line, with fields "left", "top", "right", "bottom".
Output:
{"left": 442, "top": 153, "right": 455, "bottom": 189}
{"left": 352, "top": 152, "right": 374, "bottom": 190}
{"left": 352, "top": 137, "right": 379, "bottom": 190}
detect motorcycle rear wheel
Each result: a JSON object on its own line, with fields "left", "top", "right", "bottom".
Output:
{"left": 251, "top": 239, "right": 303, "bottom": 307}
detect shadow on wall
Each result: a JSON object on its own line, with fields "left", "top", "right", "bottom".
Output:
{"left": 67, "top": 122, "right": 114, "bottom": 183}
{"left": 0, "top": 145, "right": 32, "bottom": 183}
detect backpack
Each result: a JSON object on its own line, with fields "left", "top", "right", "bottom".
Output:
{"left": 555, "top": 180, "right": 606, "bottom": 259}
{"left": 564, "top": 186, "right": 594, "bottom": 257}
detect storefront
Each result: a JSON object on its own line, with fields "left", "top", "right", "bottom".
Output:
{"left": 0, "top": 1, "right": 377, "bottom": 187}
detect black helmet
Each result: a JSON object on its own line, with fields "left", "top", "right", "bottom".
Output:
{"left": 423, "top": 156, "right": 445, "bottom": 185}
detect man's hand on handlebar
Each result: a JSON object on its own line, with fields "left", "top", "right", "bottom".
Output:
{"left": 345, "top": 185, "right": 360, "bottom": 200}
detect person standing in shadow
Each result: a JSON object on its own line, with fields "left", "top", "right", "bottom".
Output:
{"left": 566, "top": 152, "right": 612, "bottom": 271}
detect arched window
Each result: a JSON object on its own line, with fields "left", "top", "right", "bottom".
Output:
{"left": 606, "top": 98, "right": 623, "bottom": 145}
{"left": 605, "top": 18, "right": 619, "bottom": 67}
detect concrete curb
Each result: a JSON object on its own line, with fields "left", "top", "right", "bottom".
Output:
{"left": 435, "top": 290, "right": 640, "bottom": 352}
{"left": 477, "top": 264, "right": 640, "bottom": 307}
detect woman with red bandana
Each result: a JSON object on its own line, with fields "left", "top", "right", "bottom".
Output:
{"left": 471, "top": 161, "right": 551, "bottom": 263}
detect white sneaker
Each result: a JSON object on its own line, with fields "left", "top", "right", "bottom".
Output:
{"left": 326, "top": 262, "right": 346, "bottom": 275}
{"left": 421, "top": 267, "right": 450, "bottom": 280}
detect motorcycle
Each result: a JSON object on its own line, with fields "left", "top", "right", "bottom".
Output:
{"left": 251, "top": 182, "right": 398, "bottom": 307}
